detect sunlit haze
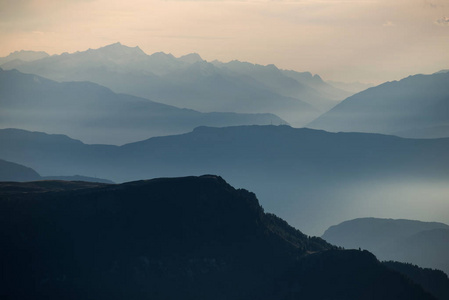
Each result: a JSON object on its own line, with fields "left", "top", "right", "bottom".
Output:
{"left": 1, "top": 0, "right": 449, "bottom": 83}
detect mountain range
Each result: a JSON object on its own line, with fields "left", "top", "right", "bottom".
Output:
{"left": 0, "top": 43, "right": 353, "bottom": 126}
{"left": 308, "top": 72, "right": 449, "bottom": 138}
{"left": 1, "top": 125, "right": 448, "bottom": 235}
{"left": 0, "top": 68, "right": 285, "bottom": 144}
{"left": 0, "top": 175, "right": 438, "bottom": 300}
{"left": 4, "top": 44, "right": 448, "bottom": 139}
{"left": 0, "top": 50, "right": 49, "bottom": 65}
{"left": 322, "top": 218, "right": 449, "bottom": 276}
{"left": 1, "top": 43, "right": 448, "bottom": 299}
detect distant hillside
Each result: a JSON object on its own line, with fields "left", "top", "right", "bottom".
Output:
{"left": 308, "top": 72, "right": 449, "bottom": 138}
{"left": 322, "top": 218, "right": 449, "bottom": 275}
{"left": 0, "top": 43, "right": 354, "bottom": 126}
{"left": 0, "top": 159, "right": 41, "bottom": 181}
{"left": 1, "top": 126, "right": 448, "bottom": 235}
{"left": 0, "top": 176, "right": 435, "bottom": 300}
{"left": 0, "top": 68, "right": 286, "bottom": 144}
{"left": 0, "top": 158, "right": 114, "bottom": 184}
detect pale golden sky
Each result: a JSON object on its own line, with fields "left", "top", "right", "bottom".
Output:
{"left": 1, "top": 0, "right": 448, "bottom": 83}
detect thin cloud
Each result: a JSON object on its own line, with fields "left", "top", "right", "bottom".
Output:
{"left": 435, "top": 16, "right": 449, "bottom": 26}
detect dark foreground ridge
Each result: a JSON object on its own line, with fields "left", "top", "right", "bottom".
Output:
{"left": 0, "top": 176, "right": 435, "bottom": 300}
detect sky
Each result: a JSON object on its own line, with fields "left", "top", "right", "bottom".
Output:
{"left": 0, "top": 0, "right": 448, "bottom": 83}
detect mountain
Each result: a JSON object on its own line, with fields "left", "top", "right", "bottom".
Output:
{"left": 308, "top": 72, "right": 449, "bottom": 138}
{"left": 0, "top": 43, "right": 354, "bottom": 126}
{"left": 41, "top": 175, "right": 114, "bottom": 184}
{"left": 279, "top": 70, "right": 351, "bottom": 104}
{"left": 211, "top": 60, "right": 351, "bottom": 111}
{"left": 0, "top": 158, "right": 113, "bottom": 183}
{"left": 322, "top": 218, "right": 449, "bottom": 275}
{"left": 1, "top": 126, "right": 448, "bottom": 235}
{"left": 0, "top": 159, "right": 41, "bottom": 181}
{"left": 0, "top": 68, "right": 285, "bottom": 144}
{"left": 137, "top": 60, "right": 319, "bottom": 125}
{"left": 0, "top": 176, "right": 436, "bottom": 300}
{"left": 0, "top": 50, "right": 49, "bottom": 65}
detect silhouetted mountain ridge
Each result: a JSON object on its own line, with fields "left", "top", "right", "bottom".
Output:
{"left": 0, "top": 176, "right": 436, "bottom": 299}
{"left": 1, "top": 126, "right": 448, "bottom": 235}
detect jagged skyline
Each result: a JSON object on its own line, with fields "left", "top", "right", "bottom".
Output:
{"left": 1, "top": 0, "right": 449, "bottom": 84}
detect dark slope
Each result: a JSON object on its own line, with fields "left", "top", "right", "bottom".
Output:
{"left": 0, "top": 176, "right": 435, "bottom": 300}
{"left": 0, "top": 68, "right": 285, "bottom": 144}
{"left": 278, "top": 250, "right": 435, "bottom": 300}
{"left": 0, "top": 159, "right": 41, "bottom": 181}
{"left": 322, "top": 218, "right": 449, "bottom": 275}
{"left": 383, "top": 261, "right": 449, "bottom": 300}
{"left": 1, "top": 126, "right": 449, "bottom": 234}
{"left": 308, "top": 72, "right": 449, "bottom": 138}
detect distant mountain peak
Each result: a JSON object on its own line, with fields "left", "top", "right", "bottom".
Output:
{"left": 266, "top": 63, "right": 278, "bottom": 70}
{"left": 95, "top": 42, "right": 146, "bottom": 56}
{"left": 178, "top": 53, "right": 203, "bottom": 63}
{"left": 149, "top": 51, "right": 176, "bottom": 60}
{"left": 0, "top": 50, "right": 49, "bottom": 64}
{"left": 313, "top": 74, "right": 323, "bottom": 81}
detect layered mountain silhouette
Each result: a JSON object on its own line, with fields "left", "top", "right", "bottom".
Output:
{"left": 1, "top": 125, "right": 448, "bottom": 235}
{"left": 322, "top": 218, "right": 449, "bottom": 276}
{"left": 0, "top": 68, "right": 285, "bottom": 144}
{"left": 0, "top": 43, "right": 353, "bottom": 126}
{"left": 0, "top": 158, "right": 113, "bottom": 183}
{"left": 308, "top": 72, "right": 449, "bottom": 138}
{"left": 0, "top": 176, "right": 437, "bottom": 300}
